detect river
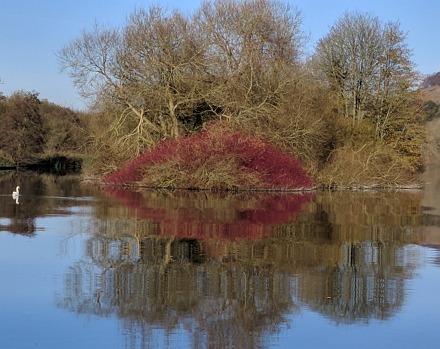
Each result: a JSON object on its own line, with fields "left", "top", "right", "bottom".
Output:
{"left": 0, "top": 170, "right": 439, "bottom": 348}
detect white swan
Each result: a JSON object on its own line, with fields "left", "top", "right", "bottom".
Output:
{"left": 12, "top": 186, "right": 20, "bottom": 199}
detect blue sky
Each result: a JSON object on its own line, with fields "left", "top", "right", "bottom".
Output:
{"left": 1, "top": 0, "right": 439, "bottom": 110}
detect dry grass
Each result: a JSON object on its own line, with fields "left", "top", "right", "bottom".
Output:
{"left": 318, "top": 142, "right": 418, "bottom": 187}
{"left": 419, "top": 85, "right": 440, "bottom": 104}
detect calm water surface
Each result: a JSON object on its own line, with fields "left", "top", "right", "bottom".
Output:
{"left": 1, "top": 170, "right": 440, "bottom": 349}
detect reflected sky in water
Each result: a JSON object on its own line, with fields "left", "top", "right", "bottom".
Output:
{"left": 0, "top": 171, "right": 440, "bottom": 348}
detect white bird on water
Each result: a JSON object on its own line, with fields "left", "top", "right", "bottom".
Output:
{"left": 12, "top": 186, "right": 20, "bottom": 202}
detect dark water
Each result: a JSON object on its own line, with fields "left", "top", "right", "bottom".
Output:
{"left": 1, "top": 170, "right": 440, "bottom": 349}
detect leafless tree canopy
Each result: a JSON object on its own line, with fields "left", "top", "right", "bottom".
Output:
{"left": 58, "top": 1, "right": 424, "bottom": 184}
{"left": 58, "top": 0, "right": 307, "bottom": 156}
{"left": 313, "top": 12, "right": 418, "bottom": 139}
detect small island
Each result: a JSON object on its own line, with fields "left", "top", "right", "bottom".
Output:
{"left": 2, "top": 1, "right": 438, "bottom": 191}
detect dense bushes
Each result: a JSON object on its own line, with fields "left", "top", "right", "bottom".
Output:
{"left": 103, "top": 122, "right": 315, "bottom": 191}
{"left": 0, "top": 91, "right": 44, "bottom": 164}
{"left": 0, "top": 91, "right": 88, "bottom": 170}
{"left": 424, "top": 100, "right": 440, "bottom": 121}
{"left": 316, "top": 113, "right": 426, "bottom": 187}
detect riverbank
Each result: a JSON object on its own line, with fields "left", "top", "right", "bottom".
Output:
{"left": 0, "top": 156, "right": 82, "bottom": 175}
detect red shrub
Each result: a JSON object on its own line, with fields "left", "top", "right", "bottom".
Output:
{"left": 102, "top": 123, "right": 315, "bottom": 190}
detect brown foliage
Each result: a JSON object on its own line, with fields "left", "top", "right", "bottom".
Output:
{"left": 59, "top": 0, "right": 306, "bottom": 153}
{"left": 319, "top": 142, "right": 418, "bottom": 186}
{"left": 0, "top": 91, "right": 44, "bottom": 164}
{"left": 40, "top": 101, "right": 89, "bottom": 155}
{"left": 0, "top": 91, "right": 89, "bottom": 167}
{"left": 318, "top": 113, "right": 425, "bottom": 186}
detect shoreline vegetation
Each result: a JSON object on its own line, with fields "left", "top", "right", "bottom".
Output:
{"left": 2, "top": 1, "right": 440, "bottom": 191}
{"left": 99, "top": 120, "right": 426, "bottom": 192}
{"left": 101, "top": 122, "right": 317, "bottom": 192}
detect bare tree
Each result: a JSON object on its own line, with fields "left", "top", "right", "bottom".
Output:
{"left": 59, "top": 0, "right": 308, "bottom": 160}
{"left": 369, "top": 22, "right": 419, "bottom": 139}
{"left": 117, "top": 6, "right": 208, "bottom": 140}
{"left": 194, "top": 0, "right": 305, "bottom": 125}
{"left": 59, "top": 8, "right": 210, "bottom": 155}
{"left": 58, "top": 22, "right": 121, "bottom": 102}
{"left": 313, "top": 12, "right": 418, "bottom": 138}
{"left": 313, "top": 12, "right": 425, "bottom": 179}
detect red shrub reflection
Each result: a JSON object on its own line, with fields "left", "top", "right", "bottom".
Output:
{"left": 103, "top": 187, "right": 313, "bottom": 241}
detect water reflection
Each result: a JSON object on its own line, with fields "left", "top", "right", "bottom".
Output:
{"left": 102, "top": 186, "right": 314, "bottom": 240}
{"left": 2, "top": 172, "right": 439, "bottom": 348}
{"left": 60, "top": 189, "right": 313, "bottom": 348}
{"left": 0, "top": 171, "right": 95, "bottom": 235}
{"left": 59, "top": 187, "right": 431, "bottom": 347}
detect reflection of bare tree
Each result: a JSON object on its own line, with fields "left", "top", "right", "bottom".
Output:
{"left": 292, "top": 191, "right": 423, "bottom": 324}
{"left": 298, "top": 241, "right": 418, "bottom": 324}
{"left": 61, "top": 235, "right": 295, "bottom": 349}
{"left": 57, "top": 188, "right": 429, "bottom": 348}
{"left": 430, "top": 247, "right": 440, "bottom": 266}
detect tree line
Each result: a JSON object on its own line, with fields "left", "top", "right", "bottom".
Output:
{"left": 0, "top": 91, "right": 88, "bottom": 168}
{"left": 2, "top": 0, "right": 428, "bottom": 186}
